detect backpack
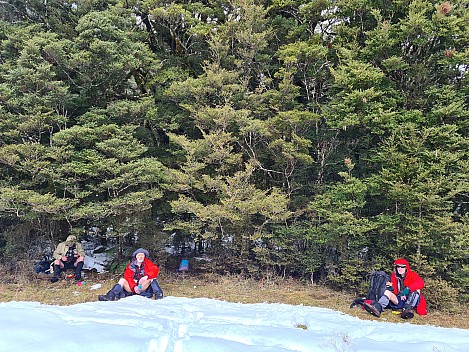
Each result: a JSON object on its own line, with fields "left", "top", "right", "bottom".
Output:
{"left": 34, "top": 258, "right": 52, "bottom": 274}
{"left": 366, "top": 271, "right": 390, "bottom": 301}
{"left": 177, "top": 259, "right": 189, "bottom": 272}
{"left": 350, "top": 270, "right": 390, "bottom": 309}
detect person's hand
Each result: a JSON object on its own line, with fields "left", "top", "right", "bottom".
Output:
{"left": 61, "top": 256, "right": 68, "bottom": 262}
{"left": 138, "top": 276, "right": 148, "bottom": 285}
{"left": 400, "top": 287, "right": 410, "bottom": 300}
{"left": 134, "top": 286, "right": 141, "bottom": 294}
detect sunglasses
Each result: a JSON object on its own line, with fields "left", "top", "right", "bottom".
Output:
{"left": 395, "top": 265, "right": 406, "bottom": 269}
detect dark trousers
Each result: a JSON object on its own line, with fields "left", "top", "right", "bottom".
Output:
{"left": 54, "top": 260, "right": 83, "bottom": 279}
{"left": 389, "top": 292, "right": 420, "bottom": 310}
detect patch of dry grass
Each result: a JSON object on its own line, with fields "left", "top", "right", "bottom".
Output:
{"left": 1, "top": 269, "right": 467, "bottom": 330}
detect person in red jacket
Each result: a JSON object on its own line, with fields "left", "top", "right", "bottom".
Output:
{"left": 364, "top": 258, "right": 427, "bottom": 319}
{"left": 98, "top": 248, "right": 163, "bottom": 301}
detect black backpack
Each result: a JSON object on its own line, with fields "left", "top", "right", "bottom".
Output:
{"left": 366, "top": 271, "right": 390, "bottom": 301}
{"left": 350, "top": 270, "right": 390, "bottom": 308}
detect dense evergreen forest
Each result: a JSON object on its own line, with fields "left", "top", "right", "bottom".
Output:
{"left": 0, "top": 0, "right": 467, "bottom": 306}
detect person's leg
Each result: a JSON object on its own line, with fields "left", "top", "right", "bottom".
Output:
{"left": 377, "top": 295, "right": 389, "bottom": 310}
{"left": 74, "top": 261, "right": 84, "bottom": 280}
{"left": 151, "top": 279, "right": 164, "bottom": 299}
{"left": 364, "top": 290, "right": 399, "bottom": 317}
{"left": 50, "top": 259, "right": 64, "bottom": 283}
{"left": 367, "top": 290, "right": 391, "bottom": 316}
{"left": 140, "top": 278, "right": 152, "bottom": 292}
{"left": 60, "top": 261, "right": 76, "bottom": 278}
{"left": 385, "top": 290, "right": 398, "bottom": 305}
{"left": 404, "top": 291, "right": 420, "bottom": 309}
{"left": 119, "top": 278, "right": 133, "bottom": 293}
{"left": 72, "top": 257, "right": 85, "bottom": 280}
{"left": 98, "top": 279, "right": 127, "bottom": 301}
{"left": 401, "top": 291, "right": 420, "bottom": 319}
{"left": 135, "top": 278, "right": 163, "bottom": 299}
{"left": 388, "top": 295, "right": 406, "bottom": 310}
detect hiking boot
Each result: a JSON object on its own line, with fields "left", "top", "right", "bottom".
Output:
{"left": 150, "top": 279, "right": 164, "bottom": 300}
{"left": 363, "top": 301, "right": 381, "bottom": 318}
{"left": 97, "top": 284, "right": 123, "bottom": 302}
{"left": 98, "top": 294, "right": 111, "bottom": 301}
{"left": 50, "top": 277, "right": 59, "bottom": 283}
{"left": 98, "top": 291, "right": 116, "bottom": 301}
{"left": 400, "top": 309, "right": 414, "bottom": 319}
{"left": 52, "top": 264, "right": 62, "bottom": 277}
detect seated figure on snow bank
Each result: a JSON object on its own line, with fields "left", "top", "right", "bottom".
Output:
{"left": 363, "top": 258, "right": 427, "bottom": 319}
{"left": 50, "top": 235, "right": 85, "bottom": 283}
{"left": 98, "top": 248, "right": 163, "bottom": 301}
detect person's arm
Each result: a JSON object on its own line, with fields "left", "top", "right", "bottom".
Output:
{"left": 407, "top": 272, "right": 425, "bottom": 292}
{"left": 123, "top": 264, "right": 137, "bottom": 292}
{"left": 76, "top": 242, "right": 86, "bottom": 257}
{"left": 400, "top": 272, "right": 424, "bottom": 301}
{"left": 145, "top": 260, "right": 159, "bottom": 279}
{"left": 52, "top": 243, "right": 64, "bottom": 260}
{"left": 390, "top": 274, "right": 399, "bottom": 295}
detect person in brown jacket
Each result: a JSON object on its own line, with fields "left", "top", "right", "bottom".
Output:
{"left": 50, "top": 235, "right": 85, "bottom": 283}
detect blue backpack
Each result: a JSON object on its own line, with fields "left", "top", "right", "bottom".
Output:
{"left": 34, "top": 258, "right": 52, "bottom": 274}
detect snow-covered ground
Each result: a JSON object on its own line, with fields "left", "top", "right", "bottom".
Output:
{"left": 1, "top": 295, "right": 468, "bottom": 352}
{"left": 83, "top": 252, "right": 109, "bottom": 273}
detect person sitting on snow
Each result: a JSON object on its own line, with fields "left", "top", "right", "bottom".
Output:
{"left": 364, "top": 258, "right": 427, "bottom": 319}
{"left": 50, "top": 235, "right": 85, "bottom": 283}
{"left": 98, "top": 248, "right": 163, "bottom": 301}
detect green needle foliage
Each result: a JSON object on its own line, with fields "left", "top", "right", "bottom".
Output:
{"left": 0, "top": 0, "right": 467, "bottom": 306}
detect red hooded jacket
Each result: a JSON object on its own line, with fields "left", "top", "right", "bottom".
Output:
{"left": 391, "top": 258, "right": 427, "bottom": 315}
{"left": 124, "top": 257, "right": 159, "bottom": 293}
